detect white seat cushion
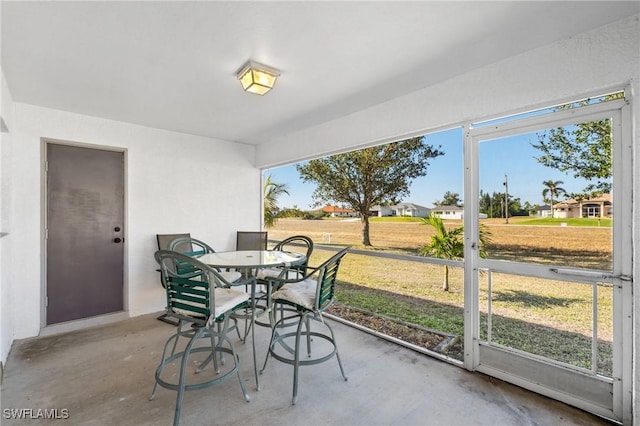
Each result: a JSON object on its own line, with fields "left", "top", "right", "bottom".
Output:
{"left": 214, "top": 287, "right": 250, "bottom": 318}
{"left": 219, "top": 270, "right": 242, "bottom": 283}
{"left": 271, "top": 278, "right": 317, "bottom": 311}
{"left": 204, "top": 270, "right": 241, "bottom": 286}
{"left": 257, "top": 268, "right": 303, "bottom": 280}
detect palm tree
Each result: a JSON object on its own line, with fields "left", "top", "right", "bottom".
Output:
{"left": 541, "top": 180, "right": 566, "bottom": 216}
{"left": 420, "top": 215, "right": 491, "bottom": 291}
{"left": 263, "top": 174, "right": 289, "bottom": 228}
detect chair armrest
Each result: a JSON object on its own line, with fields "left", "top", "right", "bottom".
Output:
{"left": 212, "top": 272, "right": 255, "bottom": 289}
{"left": 263, "top": 264, "right": 320, "bottom": 285}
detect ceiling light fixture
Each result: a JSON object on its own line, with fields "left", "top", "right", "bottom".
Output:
{"left": 236, "top": 60, "right": 280, "bottom": 95}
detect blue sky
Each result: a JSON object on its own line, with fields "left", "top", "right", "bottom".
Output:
{"left": 266, "top": 127, "right": 593, "bottom": 210}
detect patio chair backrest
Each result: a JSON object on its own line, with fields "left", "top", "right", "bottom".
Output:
{"left": 156, "top": 233, "right": 191, "bottom": 287}
{"left": 315, "top": 247, "right": 350, "bottom": 311}
{"left": 168, "top": 237, "right": 216, "bottom": 275}
{"left": 157, "top": 233, "right": 192, "bottom": 252}
{"left": 273, "top": 235, "right": 314, "bottom": 276}
{"left": 236, "top": 231, "right": 267, "bottom": 251}
{"left": 155, "top": 250, "right": 213, "bottom": 325}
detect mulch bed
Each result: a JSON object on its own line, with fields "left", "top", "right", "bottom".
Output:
{"left": 326, "top": 304, "right": 463, "bottom": 360}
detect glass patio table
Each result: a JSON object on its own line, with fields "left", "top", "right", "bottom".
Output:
{"left": 198, "top": 249, "right": 307, "bottom": 321}
{"left": 198, "top": 249, "right": 307, "bottom": 327}
{"left": 197, "top": 249, "right": 306, "bottom": 271}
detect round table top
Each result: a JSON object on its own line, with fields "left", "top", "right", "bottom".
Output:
{"left": 198, "top": 250, "right": 306, "bottom": 269}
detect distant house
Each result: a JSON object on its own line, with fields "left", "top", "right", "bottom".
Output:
{"left": 430, "top": 205, "right": 487, "bottom": 220}
{"left": 370, "top": 205, "right": 393, "bottom": 217}
{"left": 370, "top": 202, "right": 431, "bottom": 217}
{"left": 552, "top": 194, "right": 612, "bottom": 218}
{"left": 537, "top": 205, "right": 552, "bottom": 217}
{"left": 431, "top": 205, "right": 464, "bottom": 220}
{"left": 321, "top": 205, "right": 357, "bottom": 217}
{"left": 391, "top": 202, "right": 431, "bottom": 217}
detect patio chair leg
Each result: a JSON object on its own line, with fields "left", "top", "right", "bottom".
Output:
{"left": 195, "top": 331, "right": 220, "bottom": 374}
{"left": 169, "top": 320, "right": 184, "bottom": 356}
{"left": 305, "top": 316, "right": 312, "bottom": 358}
{"left": 251, "top": 304, "right": 259, "bottom": 391}
{"left": 172, "top": 327, "right": 205, "bottom": 426}
{"left": 222, "top": 323, "right": 251, "bottom": 402}
{"left": 149, "top": 331, "right": 181, "bottom": 401}
{"left": 325, "top": 318, "right": 348, "bottom": 382}
{"left": 157, "top": 312, "right": 179, "bottom": 326}
{"left": 260, "top": 323, "right": 279, "bottom": 374}
{"left": 217, "top": 322, "right": 226, "bottom": 366}
{"left": 291, "top": 312, "right": 308, "bottom": 405}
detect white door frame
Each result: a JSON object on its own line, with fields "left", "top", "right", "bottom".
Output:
{"left": 463, "top": 95, "right": 632, "bottom": 422}
{"left": 41, "top": 138, "right": 129, "bottom": 335}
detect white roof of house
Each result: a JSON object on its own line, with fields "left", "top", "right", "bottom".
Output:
{"left": 431, "top": 205, "right": 463, "bottom": 211}
{"left": 392, "top": 202, "right": 431, "bottom": 210}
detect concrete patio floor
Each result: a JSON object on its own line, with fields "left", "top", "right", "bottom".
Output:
{"left": 1, "top": 312, "right": 611, "bottom": 425}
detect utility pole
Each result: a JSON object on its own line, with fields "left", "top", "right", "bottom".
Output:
{"left": 503, "top": 174, "right": 509, "bottom": 224}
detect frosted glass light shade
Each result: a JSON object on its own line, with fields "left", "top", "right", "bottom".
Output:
{"left": 237, "top": 61, "right": 280, "bottom": 95}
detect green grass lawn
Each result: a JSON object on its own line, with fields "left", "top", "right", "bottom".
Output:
{"left": 311, "top": 248, "right": 613, "bottom": 375}
{"left": 370, "top": 215, "right": 612, "bottom": 227}
{"left": 516, "top": 217, "right": 612, "bottom": 227}
{"left": 273, "top": 218, "right": 613, "bottom": 375}
{"left": 369, "top": 216, "right": 423, "bottom": 223}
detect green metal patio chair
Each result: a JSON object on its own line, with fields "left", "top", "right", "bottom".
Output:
{"left": 260, "top": 247, "right": 350, "bottom": 405}
{"left": 157, "top": 233, "right": 191, "bottom": 255}
{"left": 169, "top": 236, "right": 242, "bottom": 283}
{"left": 257, "top": 235, "right": 314, "bottom": 282}
{"left": 165, "top": 237, "right": 244, "bottom": 359}
{"left": 236, "top": 231, "right": 268, "bottom": 251}
{"left": 255, "top": 235, "right": 314, "bottom": 328}
{"left": 150, "top": 250, "right": 252, "bottom": 426}
{"left": 156, "top": 233, "right": 192, "bottom": 325}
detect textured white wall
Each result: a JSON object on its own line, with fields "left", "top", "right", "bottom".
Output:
{"left": 256, "top": 15, "right": 639, "bottom": 167}
{"left": 1, "top": 68, "right": 15, "bottom": 365}
{"left": 10, "top": 103, "right": 259, "bottom": 339}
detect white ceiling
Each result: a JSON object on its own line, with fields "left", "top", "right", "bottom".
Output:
{"left": 2, "top": 1, "right": 638, "bottom": 145}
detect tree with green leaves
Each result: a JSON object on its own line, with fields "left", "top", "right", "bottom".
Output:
{"left": 263, "top": 174, "right": 289, "bottom": 228}
{"left": 436, "top": 191, "right": 462, "bottom": 206}
{"left": 419, "top": 215, "right": 490, "bottom": 291}
{"left": 523, "top": 201, "right": 536, "bottom": 216}
{"left": 479, "top": 190, "right": 515, "bottom": 219}
{"left": 541, "top": 180, "right": 566, "bottom": 213}
{"left": 532, "top": 93, "right": 622, "bottom": 197}
{"left": 296, "top": 137, "right": 444, "bottom": 246}
{"left": 479, "top": 190, "right": 492, "bottom": 218}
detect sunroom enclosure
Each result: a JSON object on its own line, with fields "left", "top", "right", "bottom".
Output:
{"left": 1, "top": 9, "right": 637, "bottom": 426}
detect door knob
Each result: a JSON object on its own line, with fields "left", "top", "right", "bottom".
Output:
{"left": 113, "top": 238, "right": 122, "bottom": 243}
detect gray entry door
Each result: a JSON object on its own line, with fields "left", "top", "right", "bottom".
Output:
{"left": 46, "top": 143, "right": 125, "bottom": 325}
